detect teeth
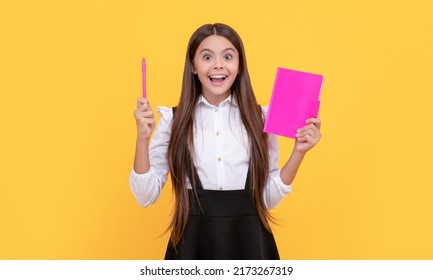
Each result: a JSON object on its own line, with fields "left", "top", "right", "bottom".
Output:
{"left": 210, "top": 75, "right": 227, "bottom": 79}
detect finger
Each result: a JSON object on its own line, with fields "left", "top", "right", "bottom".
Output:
{"left": 139, "top": 101, "right": 153, "bottom": 112}
{"left": 296, "top": 123, "right": 317, "bottom": 134}
{"left": 139, "top": 118, "right": 155, "bottom": 126}
{"left": 298, "top": 128, "right": 321, "bottom": 141}
{"left": 135, "top": 110, "right": 154, "bottom": 120}
{"left": 296, "top": 130, "right": 312, "bottom": 139}
{"left": 306, "top": 116, "right": 321, "bottom": 129}
{"left": 137, "top": 98, "right": 150, "bottom": 107}
{"left": 135, "top": 104, "right": 147, "bottom": 113}
{"left": 296, "top": 135, "right": 309, "bottom": 143}
{"left": 133, "top": 109, "right": 146, "bottom": 118}
{"left": 297, "top": 134, "right": 319, "bottom": 146}
{"left": 142, "top": 110, "right": 154, "bottom": 118}
{"left": 297, "top": 129, "right": 321, "bottom": 141}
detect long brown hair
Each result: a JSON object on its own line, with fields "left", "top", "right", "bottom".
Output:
{"left": 167, "top": 23, "right": 272, "bottom": 247}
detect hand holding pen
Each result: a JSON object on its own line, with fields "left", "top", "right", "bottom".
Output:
{"left": 133, "top": 57, "right": 155, "bottom": 140}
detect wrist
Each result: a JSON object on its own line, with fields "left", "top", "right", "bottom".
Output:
{"left": 292, "top": 147, "right": 307, "bottom": 158}
{"left": 136, "top": 135, "right": 151, "bottom": 146}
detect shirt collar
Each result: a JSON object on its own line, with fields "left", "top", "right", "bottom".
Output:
{"left": 197, "top": 94, "right": 239, "bottom": 108}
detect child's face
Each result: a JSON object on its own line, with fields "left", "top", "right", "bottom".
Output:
{"left": 192, "top": 35, "right": 239, "bottom": 105}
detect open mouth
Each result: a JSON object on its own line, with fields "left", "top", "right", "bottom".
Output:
{"left": 209, "top": 75, "right": 228, "bottom": 83}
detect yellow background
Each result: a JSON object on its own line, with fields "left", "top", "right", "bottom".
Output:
{"left": 1, "top": 0, "right": 433, "bottom": 259}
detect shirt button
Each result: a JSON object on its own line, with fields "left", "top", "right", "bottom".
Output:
{"left": 219, "top": 186, "right": 223, "bottom": 190}
{"left": 216, "top": 131, "right": 220, "bottom": 136}
{"left": 217, "top": 157, "right": 221, "bottom": 161}
{"left": 214, "top": 108, "right": 218, "bottom": 112}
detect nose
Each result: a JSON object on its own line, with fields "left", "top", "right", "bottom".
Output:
{"left": 213, "top": 58, "right": 224, "bottom": 69}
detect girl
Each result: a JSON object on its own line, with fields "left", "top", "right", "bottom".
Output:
{"left": 130, "top": 23, "right": 321, "bottom": 260}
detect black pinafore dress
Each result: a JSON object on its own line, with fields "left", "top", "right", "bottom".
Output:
{"left": 164, "top": 166, "right": 280, "bottom": 260}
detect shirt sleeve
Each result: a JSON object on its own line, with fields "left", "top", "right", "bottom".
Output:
{"left": 129, "top": 106, "right": 173, "bottom": 207}
{"left": 261, "top": 106, "right": 293, "bottom": 209}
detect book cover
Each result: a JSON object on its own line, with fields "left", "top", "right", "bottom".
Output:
{"left": 263, "top": 67, "right": 324, "bottom": 138}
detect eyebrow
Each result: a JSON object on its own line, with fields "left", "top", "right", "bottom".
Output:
{"left": 199, "top": 48, "right": 236, "bottom": 54}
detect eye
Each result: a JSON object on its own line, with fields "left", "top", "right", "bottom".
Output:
{"left": 203, "top": 54, "right": 212, "bottom": 60}
{"left": 224, "top": 54, "right": 233, "bottom": 60}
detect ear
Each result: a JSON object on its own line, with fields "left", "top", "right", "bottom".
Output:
{"left": 191, "top": 63, "right": 197, "bottom": 75}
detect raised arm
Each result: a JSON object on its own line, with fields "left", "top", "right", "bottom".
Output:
{"left": 133, "top": 98, "right": 155, "bottom": 174}
{"left": 280, "top": 117, "right": 321, "bottom": 185}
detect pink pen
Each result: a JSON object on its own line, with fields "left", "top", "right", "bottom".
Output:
{"left": 142, "top": 57, "right": 146, "bottom": 98}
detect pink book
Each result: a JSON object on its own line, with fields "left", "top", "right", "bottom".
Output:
{"left": 263, "top": 67, "right": 324, "bottom": 138}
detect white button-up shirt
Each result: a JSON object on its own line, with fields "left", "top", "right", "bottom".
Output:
{"left": 129, "top": 95, "right": 292, "bottom": 209}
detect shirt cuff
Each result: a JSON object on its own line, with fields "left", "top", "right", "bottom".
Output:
{"left": 131, "top": 167, "right": 153, "bottom": 178}
{"left": 274, "top": 174, "right": 293, "bottom": 194}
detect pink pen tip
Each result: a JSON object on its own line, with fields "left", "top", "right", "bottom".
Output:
{"left": 142, "top": 57, "right": 147, "bottom": 98}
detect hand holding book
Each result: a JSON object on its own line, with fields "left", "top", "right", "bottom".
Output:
{"left": 294, "top": 116, "right": 321, "bottom": 153}
{"left": 264, "top": 67, "right": 324, "bottom": 139}
{"left": 269, "top": 68, "right": 324, "bottom": 184}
